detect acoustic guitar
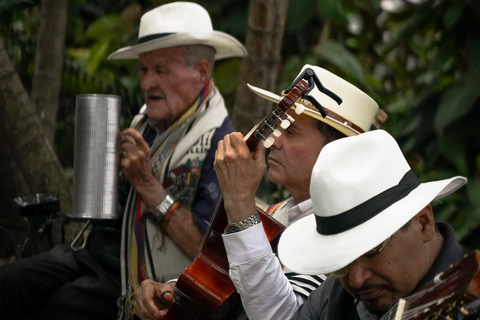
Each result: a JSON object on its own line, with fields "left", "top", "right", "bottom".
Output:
{"left": 381, "top": 250, "right": 480, "bottom": 320}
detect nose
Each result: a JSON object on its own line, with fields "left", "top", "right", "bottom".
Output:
{"left": 347, "top": 262, "right": 372, "bottom": 289}
{"left": 140, "top": 69, "right": 158, "bottom": 92}
{"left": 270, "top": 131, "right": 284, "bottom": 149}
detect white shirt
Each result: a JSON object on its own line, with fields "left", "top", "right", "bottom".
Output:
{"left": 222, "top": 198, "right": 325, "bottom": 320}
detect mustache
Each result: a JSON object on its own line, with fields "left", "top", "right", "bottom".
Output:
{"left": 353, "top": 284, "right": 391, "bottom": 298}
{"left": 144, "top": 91, "right": 164, "bottom": 99}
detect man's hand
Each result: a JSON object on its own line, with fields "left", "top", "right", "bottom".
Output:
{"left": 120, "top": 128, "right": 169, "bottom": 207}
{"left": 120, "top": 128, "right": 154, "bottom": 187}
{"left": 214, "top": 132, "right": 267, "bottom": 222}
{"left": 134, "top": 280, "right": 176, "bottom": 320}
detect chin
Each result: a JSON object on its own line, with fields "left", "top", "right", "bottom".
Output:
{"left": 364, "top": 300, "right": 396, "bottom": 318}
{"left": 267, "top": 170, "right": 283, "bottom": 185}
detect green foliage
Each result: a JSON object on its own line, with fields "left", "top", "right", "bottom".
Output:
{"left": 435, "top": 62, "right": 480, "bottom": 129}
{"left": 2, "top": 0, "right": 479, "bottom": 251}
{"left": 313, "top": 40, "right": 367, "bottom": 89}
{"left": 279, "top": 0, "right": 480, "bottom": 252}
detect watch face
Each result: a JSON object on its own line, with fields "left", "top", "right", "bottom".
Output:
{"left": 225, "top": 222, "right": 243, "bottom": 234}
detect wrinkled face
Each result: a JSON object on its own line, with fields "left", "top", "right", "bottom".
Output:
{"left": 267, "top": 113, "right": 327, "bottom": 201}
{"left": 138, "top": 47, "right": 204, "bottom": 127}
{"left": 338, "top": 219, "right": 432, "bottom": 317}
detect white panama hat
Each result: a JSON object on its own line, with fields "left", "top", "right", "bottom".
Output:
{"left": 108, "top": 2, "right": 247, "bottom": 61}
{"left": 247, "top": 65, "right": 379, "bottom": 136}
{"left": 278, "top": 129, "right": 467, "bottom": 275}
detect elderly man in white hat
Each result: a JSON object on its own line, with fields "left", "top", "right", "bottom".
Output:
{"left": 0, "top": 2, "right": 246, "bottom": 320}
{"left": 278, "top": 129, "right": 468, "bottom": 319}
{"left": 132, "top": 64, "right": 382, "bottom": 319}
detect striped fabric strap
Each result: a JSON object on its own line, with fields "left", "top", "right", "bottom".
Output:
{"left": 265, "top": 201, "right": 285, "bottom": 216}
{"left": 284, "top": 272, "right": 326, "bottom": 299}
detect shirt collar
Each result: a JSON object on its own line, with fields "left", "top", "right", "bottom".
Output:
{"left": 286, "top": 198, "right": 312, "bottom": 224}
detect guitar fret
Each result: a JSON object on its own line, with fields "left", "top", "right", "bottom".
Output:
{"left": 394, "top": 299, "right": 406, "bottom": 320}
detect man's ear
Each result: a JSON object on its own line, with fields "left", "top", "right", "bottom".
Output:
{"left": 416, "top": 204, "right": 436, "bottom": 241}
{"left": 194, "top": 60, "right": 211, "bottom": 85}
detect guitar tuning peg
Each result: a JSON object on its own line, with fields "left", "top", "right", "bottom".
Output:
{"left": 273, "top": 129, "right": 281, "bottom": 137}
{"left": 280, "top": 119, "right": 291, "bottom": 130}
{"left": 286, "top": 114, "right": 295, "bottom": 123}
{"left": 295, "top": 104, "right": 305, "bottom": 115}
{"left": 263, "top": 136, "right": 275, "bottom": 148}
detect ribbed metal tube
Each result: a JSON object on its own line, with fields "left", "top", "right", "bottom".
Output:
{"left": 72, "top": 94, "right": 121, "bottom": 220}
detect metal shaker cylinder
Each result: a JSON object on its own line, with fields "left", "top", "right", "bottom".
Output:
{"left": 72, "top": 94, "right": 121, "bottom": 220}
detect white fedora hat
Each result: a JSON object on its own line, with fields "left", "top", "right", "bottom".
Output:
{"left": 108, "top": 2, "right": 247, "bottom": 61}
{"left": 247, "top": 64, "right": 379, "bottom": 136}
{"left": 278, "top": 130, "right": 467, "bottom": 275}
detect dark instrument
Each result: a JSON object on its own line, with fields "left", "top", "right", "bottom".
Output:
{"left": 165, "top": 68, "right": 342, "bottom": 319}
{"left": 381, "top": 250, "right": 480, "bottom": 320}
{"left": 11, "top": 193, "right": 60, "bottom": 217}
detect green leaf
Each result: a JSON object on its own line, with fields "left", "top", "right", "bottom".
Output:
{"left": 434, "top": 79, "right": 480, "bottom": 129}
{"left": 467, "top": 180, "right": 480, "bottom": 209}
{"left": 443, "top": 1, "right": 465, "bottom": 30}
{"left": 314, "top": 40, "right": 366, "bottom": 87}
{"left": 86, "top": 40, "right": 110, "bottom": 75}
{"left": 437, "top": 136, "right": 468, "bottom": 175}
{"left": 287, "top": 0, "right": 317, "bottom": 33}
{"left": 86, "top": 14, "right": 126, "bottom": 41}
{"left": 67, "top": 48, "right": 90, "bottom": 60}
{"left": 316, "top": 0, "right": 348, "bottom": 24}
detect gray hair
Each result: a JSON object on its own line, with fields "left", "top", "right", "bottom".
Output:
{"left": 183, "top": 45, "right": 216, "bottom": 77}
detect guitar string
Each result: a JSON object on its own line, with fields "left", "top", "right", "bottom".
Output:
{"left": 398, "top": 269, "right": 463, "bottom": 319}
{"left": 381, "top": 280, "right": 452, "bottom": 320}
{"left": 401, "top": 292, "right": 455, "bottom": 320}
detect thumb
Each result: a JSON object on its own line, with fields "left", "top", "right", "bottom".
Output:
{"left": 156, "top": 288, "right": 174, "bottom": 304}
{"left": 253, "top": 141, "right": 267, "bottom": 164}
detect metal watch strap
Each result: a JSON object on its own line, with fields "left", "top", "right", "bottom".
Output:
{"left": 224, "top": 212, "right": 261, "bottom": 234}
{"left": 154, "top": 194, "right": 175, "bottom": 216}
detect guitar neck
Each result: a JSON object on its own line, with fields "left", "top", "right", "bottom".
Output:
{"left": 381, "top": 250, "right": 480, "bottom": 320}
{"left": 244, "top": 80, "right": 309, "bottom": 151}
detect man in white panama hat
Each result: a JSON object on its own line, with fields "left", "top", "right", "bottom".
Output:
{"left": 278, "top": 129, "right": 468, "bottom": 319}
{"left": 0, "top": 2, "right": 246, "bottom": 320}
{"left": 132, "top": 64, "right": 382, "bottom": 319}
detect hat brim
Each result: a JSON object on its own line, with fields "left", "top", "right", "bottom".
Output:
{"left": 277, "top": 176, "right": 467, "bottom": 275}
{"left": 247, "top": 84, "right": 361, "bottom": 136}
{"left": 108, "top": 31, "right": 247, "bottom": 61}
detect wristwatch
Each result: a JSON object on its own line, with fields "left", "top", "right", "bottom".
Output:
{"left": 153, "top": 194, "right": 175, "bottom": 216}
{"left": 224, "top": 212, "right": 261, "bottom": 234}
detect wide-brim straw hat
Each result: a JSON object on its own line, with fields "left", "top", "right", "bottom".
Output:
{"left": 278, "top": 129, "right": 467, "bottom": 275}
{"left": 247, "top": 64, "right": 379, "bottom": 136}
{"left": 108, "top": 2, "right": 247, "bottom": 61}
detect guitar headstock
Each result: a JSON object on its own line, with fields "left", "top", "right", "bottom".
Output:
{"left": 244, "top": 80, "right": 308, "bottom": 150}
{"left": 245, "top": 67, "right": 343, "bottom": 150}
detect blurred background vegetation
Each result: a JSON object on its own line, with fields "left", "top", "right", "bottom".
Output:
{"left": 1, "top": 0, "right": 479, "bottom": 253}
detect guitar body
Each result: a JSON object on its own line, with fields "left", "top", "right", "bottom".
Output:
{"left": 163, "top": 81, "right": 310, "bottom": 319}
{"left": 165, "top": 203, "right": 284, "bottom": 319}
